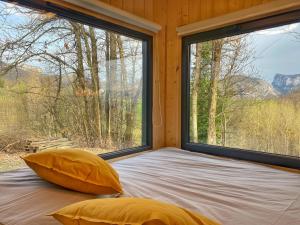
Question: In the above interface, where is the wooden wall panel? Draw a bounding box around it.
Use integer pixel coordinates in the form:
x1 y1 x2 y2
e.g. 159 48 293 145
145 0 154 21
152 0 167 149
122 0 134 13
165 0 181 146
110 0 123 8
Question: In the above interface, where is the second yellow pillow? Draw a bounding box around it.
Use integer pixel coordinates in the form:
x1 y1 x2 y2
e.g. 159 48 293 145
51 198 220 225
22 148 122 195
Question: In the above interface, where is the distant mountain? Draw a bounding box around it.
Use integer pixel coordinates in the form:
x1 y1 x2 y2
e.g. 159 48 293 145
272 73 300 94
221 75 279 99
0 62 41 84
0 62 75 88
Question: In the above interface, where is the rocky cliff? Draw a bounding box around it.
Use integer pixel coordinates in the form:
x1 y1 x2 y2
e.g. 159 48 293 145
272 73 300 94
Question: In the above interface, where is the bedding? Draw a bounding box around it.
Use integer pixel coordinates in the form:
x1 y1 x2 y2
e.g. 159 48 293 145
22 149 122 194
1 148 300 225
51 198 220 225
0 168 94 225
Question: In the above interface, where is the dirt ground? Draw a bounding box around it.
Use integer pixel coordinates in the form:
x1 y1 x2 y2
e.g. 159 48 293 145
0 148 113 172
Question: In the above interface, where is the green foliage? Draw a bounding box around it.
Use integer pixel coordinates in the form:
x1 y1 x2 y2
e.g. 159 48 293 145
196 76 210 143
190 41 213 143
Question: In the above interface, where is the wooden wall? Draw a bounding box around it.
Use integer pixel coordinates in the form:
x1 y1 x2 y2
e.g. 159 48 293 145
49 0 277 149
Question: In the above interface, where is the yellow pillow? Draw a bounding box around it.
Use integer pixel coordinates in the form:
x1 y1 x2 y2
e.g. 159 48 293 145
21 149 122 195
51 198 220 225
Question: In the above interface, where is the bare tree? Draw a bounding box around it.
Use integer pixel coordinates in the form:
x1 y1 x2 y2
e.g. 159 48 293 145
207 39 223 145
190 43 202 143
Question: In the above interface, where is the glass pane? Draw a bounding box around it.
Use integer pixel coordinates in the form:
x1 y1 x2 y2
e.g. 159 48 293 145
0 1 145 171
189 22 300 157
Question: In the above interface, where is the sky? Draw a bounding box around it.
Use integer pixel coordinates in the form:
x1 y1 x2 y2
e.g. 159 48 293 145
247 23 300 83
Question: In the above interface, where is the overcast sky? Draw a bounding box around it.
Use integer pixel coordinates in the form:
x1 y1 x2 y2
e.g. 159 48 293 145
247 23 300 83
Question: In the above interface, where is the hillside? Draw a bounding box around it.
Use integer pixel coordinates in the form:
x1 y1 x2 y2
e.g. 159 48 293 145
0 62 76 88
220 75 279 99
0 62 42 86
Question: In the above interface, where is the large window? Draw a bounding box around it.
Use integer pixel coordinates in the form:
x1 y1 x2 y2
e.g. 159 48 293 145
182 11 300 168
0 1 152 172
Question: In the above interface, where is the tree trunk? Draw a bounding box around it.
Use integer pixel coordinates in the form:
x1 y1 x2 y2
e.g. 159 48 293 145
104 32 117 145
71 23 90 144
109 34 117 143
51 63 65 136
207 39 223 145
82 26 102 142
191 43 202 143
124 43 139 144
105 32 111 144
116 35 128 143
125 78 142 144
90 27 102 142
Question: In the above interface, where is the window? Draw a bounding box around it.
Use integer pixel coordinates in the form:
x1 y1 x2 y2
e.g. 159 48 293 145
182 10 300 168
0 0 152 172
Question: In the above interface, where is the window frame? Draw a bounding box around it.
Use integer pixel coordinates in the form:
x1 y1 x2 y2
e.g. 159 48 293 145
182 9 300 169
2 0 153 159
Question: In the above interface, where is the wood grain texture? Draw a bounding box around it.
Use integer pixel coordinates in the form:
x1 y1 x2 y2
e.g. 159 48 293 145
122 0 134 13
178 0 300 36
46 0 279 149
110 0 123 8
152 0 167 148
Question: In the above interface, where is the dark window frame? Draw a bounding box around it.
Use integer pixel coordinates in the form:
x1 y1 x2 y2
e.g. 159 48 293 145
2 0 153 160
182 9 300 169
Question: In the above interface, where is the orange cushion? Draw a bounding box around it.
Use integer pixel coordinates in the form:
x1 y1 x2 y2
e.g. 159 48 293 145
51 197 220 225
21 149 122 195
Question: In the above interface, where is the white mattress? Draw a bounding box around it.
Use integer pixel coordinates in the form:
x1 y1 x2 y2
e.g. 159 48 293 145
115 148 300 225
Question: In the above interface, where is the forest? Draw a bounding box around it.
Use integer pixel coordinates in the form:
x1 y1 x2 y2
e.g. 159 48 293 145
0 2 143 152
189 32 300 157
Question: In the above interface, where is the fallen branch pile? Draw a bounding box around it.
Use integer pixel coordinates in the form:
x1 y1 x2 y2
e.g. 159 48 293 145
0 134 27 153
25 138 76 152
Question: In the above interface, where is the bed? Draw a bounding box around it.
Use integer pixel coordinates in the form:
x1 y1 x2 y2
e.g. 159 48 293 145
1 148 300 225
